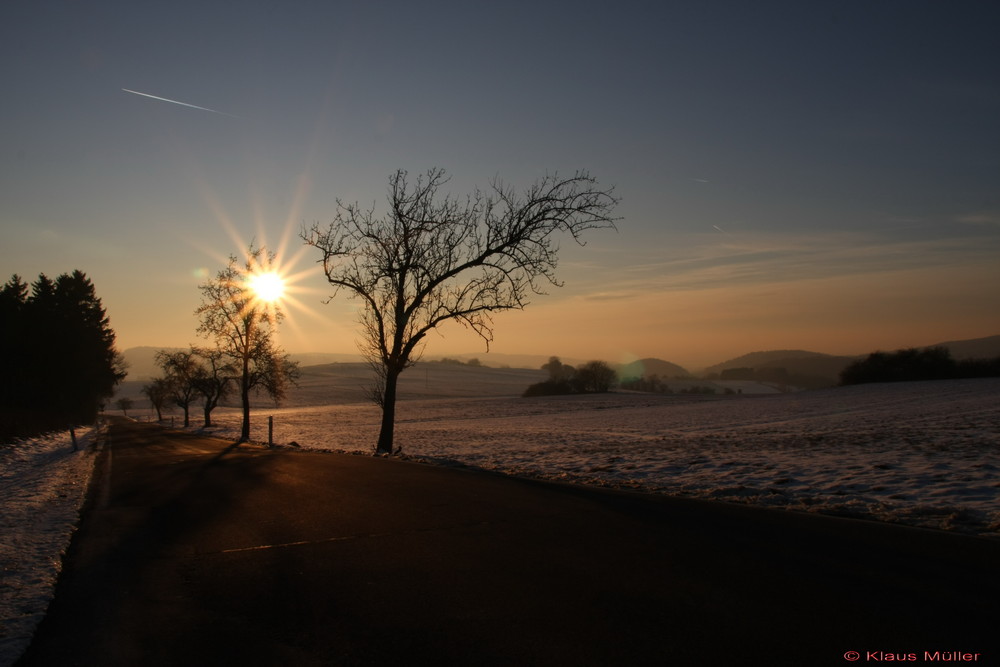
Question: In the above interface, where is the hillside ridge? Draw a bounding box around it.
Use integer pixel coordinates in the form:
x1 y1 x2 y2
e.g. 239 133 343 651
119 334 999 380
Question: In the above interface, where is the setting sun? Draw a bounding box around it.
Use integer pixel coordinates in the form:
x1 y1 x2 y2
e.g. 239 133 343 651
248 271 285 303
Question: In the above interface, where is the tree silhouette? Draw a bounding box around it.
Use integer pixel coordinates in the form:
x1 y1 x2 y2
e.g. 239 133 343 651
115 397 133 416
304 168 619 454
155 350 201 427
573 360 617 393
542 356 575 383
1 271 125 440
142 377 170 422
149 347 234 427
524 357 616 397
195 245 299 442
838 346 1000 385
191 346 235 427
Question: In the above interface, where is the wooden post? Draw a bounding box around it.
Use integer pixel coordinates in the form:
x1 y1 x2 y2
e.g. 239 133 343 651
268 416 274 447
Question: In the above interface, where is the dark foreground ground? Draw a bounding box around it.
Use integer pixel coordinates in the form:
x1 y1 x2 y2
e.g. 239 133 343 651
17 421 1000 666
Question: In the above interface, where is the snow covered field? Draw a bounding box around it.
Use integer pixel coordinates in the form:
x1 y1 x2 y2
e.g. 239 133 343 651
0 428 98 667
197 377 1000 538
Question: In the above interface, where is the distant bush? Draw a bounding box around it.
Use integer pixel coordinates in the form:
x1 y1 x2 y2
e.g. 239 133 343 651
522 379 576 397
429 357 484 367
706 365 835 390
839 347 1000 385
620 374 674 393
573 360 617 393
956 357 1000 378
523 357 616 397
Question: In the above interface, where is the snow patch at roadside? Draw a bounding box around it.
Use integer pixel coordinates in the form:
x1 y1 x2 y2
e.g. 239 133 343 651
0 428 98 667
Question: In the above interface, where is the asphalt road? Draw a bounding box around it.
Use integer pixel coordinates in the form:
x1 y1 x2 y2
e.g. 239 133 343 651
17 421 1000 666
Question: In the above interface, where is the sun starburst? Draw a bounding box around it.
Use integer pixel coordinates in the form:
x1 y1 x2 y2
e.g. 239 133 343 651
185 166 348 352
248 271 286 304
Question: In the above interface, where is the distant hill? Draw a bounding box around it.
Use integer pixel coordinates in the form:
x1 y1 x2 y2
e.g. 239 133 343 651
704 350 852 374
121 346 184 381
617 358 690 380
924 335 1000 360
698 335 1000 388
703 351 857 389
122 334 997 385
122 347 363 381
429 352 591 370
114 361 546 407
289 352 365 367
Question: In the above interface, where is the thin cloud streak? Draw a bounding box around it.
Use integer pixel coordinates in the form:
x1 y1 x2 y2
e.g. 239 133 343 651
956 212 1000 227
571 229 1000 299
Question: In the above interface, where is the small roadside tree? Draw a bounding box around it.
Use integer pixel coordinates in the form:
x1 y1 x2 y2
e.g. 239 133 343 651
190 346 235 428
195 245 299 442
304 168 619 454
155 349 200 427
115 397 133 416
142 377 170 422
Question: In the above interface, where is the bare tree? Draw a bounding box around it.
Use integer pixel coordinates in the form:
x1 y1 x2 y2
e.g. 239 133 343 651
195 245 299 442
155 349 200 427
115 397 133 417
304 168 619 454
190 346 235 428
141 377 170 421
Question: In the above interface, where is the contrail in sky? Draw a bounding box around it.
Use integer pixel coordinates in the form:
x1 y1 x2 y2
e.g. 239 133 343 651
122 88 238 117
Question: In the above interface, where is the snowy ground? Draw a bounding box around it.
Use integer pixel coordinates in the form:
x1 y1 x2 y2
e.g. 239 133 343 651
194 377 1000 538
0 427 98 667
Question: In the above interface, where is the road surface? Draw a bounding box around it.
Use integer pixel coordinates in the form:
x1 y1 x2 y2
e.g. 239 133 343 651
17 421 1000 666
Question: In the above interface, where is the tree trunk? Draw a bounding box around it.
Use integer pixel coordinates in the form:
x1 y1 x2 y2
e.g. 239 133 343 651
203 403 213 428
375 368 400 455
182 405 190 428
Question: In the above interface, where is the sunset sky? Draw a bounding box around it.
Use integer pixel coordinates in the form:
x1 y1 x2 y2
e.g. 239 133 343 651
2 1 998 370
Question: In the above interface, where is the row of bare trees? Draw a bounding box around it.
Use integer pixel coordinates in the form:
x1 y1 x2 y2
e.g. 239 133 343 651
144 347 233 427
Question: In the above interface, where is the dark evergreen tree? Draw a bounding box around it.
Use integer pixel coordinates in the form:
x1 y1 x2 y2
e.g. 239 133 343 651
1 271 125 441
0 276 31 435
53 272 127 423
